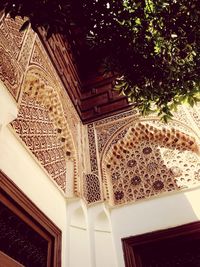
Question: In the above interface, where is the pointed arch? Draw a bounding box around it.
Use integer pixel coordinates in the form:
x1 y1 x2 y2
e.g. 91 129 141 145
101 118 200 206
70 206 87 229
12 65 79 196
94 211 111 232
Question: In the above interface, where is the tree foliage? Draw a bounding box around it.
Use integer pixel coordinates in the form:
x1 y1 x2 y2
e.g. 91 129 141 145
1 0 200 120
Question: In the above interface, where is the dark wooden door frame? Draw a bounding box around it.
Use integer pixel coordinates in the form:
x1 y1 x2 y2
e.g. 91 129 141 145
0 251 25 267
122 221 200 267
0 170 62 267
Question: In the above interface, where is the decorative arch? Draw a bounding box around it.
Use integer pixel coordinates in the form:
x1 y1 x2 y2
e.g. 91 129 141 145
101 118 200 206
12 65 79 196
94 211 111 232
70 206 87 229
22 66 76 159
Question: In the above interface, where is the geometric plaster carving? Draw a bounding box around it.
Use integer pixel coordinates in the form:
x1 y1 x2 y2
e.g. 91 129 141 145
87 124 99 174
23 69 76 160
21 68 80 195
83 173 103 205
12 94 67 191
0 17 80 197
0 45 21 99
102 121 200 206
9 65 80 196
3 16 26 56
0 16 34 100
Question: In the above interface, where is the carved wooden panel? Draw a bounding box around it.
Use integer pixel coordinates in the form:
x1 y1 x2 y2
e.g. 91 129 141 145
38 31 131 123
0 202 48 267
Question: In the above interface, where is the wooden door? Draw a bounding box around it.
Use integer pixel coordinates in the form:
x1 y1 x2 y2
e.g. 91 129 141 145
0 171 61 267
122 222 200 267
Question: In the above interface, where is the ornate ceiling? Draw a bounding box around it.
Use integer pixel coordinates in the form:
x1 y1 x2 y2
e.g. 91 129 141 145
0 15 200 208
38 31 132 123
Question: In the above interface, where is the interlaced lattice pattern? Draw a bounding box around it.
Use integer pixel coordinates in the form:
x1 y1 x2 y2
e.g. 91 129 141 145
83 173 102 204
12 94 67 191
103 122 200 206
23 70 76 160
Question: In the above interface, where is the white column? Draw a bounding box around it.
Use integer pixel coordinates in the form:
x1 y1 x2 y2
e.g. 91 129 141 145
65 160 75 197
84 205 99 267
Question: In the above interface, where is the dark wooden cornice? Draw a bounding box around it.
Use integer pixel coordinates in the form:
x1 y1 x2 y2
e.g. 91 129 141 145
38 31 132 123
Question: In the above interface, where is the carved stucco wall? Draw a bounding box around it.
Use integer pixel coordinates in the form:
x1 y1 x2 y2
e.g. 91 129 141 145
87 107 200 206
1 15 200 206
0 16 81 197
82 173 102 204
11 93 67 191
102 120 200 206
0 15 31 100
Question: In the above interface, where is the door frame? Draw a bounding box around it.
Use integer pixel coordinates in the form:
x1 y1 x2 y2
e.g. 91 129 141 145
122 221 200 267
0 170 62 267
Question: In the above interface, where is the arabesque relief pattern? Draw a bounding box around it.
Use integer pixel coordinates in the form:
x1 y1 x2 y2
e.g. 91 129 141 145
23 70 75 159
12 94 67 191
0 16 80 196
186 105 200 134
29 37 81 195
0 46 21 98
83 173 102 204
102 120 200 206
30 37 81 152
87 124 99 175
22 69 80 195
0 16 34 100
95 115 135 155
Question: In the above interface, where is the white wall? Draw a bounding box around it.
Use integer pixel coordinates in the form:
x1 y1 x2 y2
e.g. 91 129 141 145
67 204 90 267
110 188 200 267
95 231 116 267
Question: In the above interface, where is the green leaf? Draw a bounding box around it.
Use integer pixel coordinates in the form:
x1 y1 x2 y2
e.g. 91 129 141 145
187 96 195 107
